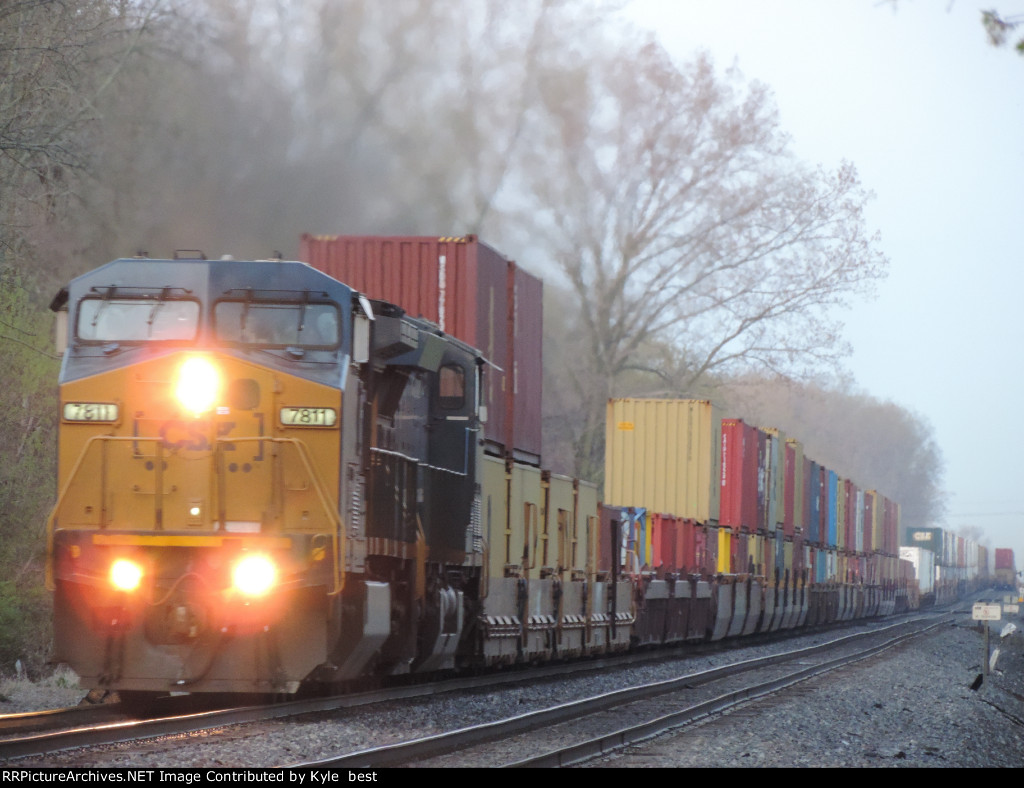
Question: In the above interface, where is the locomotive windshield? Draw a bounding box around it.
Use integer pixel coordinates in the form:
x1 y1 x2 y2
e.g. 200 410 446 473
214 300 339 348
77 296 200 342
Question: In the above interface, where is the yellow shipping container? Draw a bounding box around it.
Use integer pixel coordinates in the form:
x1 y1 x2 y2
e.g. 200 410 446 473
865 490 881 553
604 399 721 524
718 526 732 575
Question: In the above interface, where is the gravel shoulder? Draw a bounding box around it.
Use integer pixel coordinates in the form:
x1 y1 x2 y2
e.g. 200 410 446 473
587 617 1024 768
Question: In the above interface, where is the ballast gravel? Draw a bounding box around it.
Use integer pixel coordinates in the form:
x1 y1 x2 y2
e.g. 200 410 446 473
3 613 1024 769
588 617 1024 768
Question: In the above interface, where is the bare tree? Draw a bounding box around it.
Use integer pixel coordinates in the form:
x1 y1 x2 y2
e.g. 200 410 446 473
0 0 168 281
522 43 889 477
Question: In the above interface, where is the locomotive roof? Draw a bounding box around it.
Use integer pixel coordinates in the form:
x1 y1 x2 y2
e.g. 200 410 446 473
61 256 355 304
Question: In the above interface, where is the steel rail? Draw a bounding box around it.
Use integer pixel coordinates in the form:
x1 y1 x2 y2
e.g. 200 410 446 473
507 618 950 767
290 615 951 768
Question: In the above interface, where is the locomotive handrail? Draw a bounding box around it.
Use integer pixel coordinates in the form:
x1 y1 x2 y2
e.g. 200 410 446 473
214 435 345 596
46 433 116 589
45 434 346 595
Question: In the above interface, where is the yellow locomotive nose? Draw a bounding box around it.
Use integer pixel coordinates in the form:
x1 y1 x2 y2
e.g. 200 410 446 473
174 355 222 416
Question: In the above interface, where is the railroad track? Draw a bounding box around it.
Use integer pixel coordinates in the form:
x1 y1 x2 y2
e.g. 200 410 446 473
291 615 953 768
0 612 955 766
0 644 711 763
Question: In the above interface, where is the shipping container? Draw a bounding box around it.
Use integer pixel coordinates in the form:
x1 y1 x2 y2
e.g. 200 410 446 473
862 490 875 554
774 526 786 582
604 399 721 524
784 438 804 537
599 505 647 575
803 459 822 543
899 546 936 595
299 234 542 462
826 470 839 548
699 525 717 578
904 527 943 562
762 428 785 532
994 547 1016 589
650 514 700 576
720 418 761 531
996 548 1016 570
886 500 897 555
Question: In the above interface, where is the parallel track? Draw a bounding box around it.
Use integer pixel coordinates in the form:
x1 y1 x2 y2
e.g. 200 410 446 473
0 612 957 766
292 614 953 768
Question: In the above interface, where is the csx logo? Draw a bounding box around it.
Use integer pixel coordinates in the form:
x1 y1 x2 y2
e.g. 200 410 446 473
155 419 237 451
134 415 265 461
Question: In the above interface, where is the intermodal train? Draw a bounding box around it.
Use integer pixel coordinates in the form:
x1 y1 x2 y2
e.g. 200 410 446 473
44 236 985 700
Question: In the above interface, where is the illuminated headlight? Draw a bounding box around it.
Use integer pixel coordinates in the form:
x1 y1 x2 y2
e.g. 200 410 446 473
175 356 221 416
232 555 277 597
110 559 143 592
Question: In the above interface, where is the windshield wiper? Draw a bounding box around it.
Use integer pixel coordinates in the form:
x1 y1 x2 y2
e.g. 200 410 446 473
90 286 116 328
295 290 310 338
146 286 172 337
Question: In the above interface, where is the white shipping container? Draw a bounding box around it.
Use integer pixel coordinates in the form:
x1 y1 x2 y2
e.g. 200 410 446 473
900 546 935 595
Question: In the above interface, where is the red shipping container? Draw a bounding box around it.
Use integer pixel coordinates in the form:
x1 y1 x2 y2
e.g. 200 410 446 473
995 548 1016 570
720 419 760 531
696 526 712 577
679 519 699 576
862 492 874 554
843 479 857 551
299 234 542 462
652 513 697 576
651 513 672 574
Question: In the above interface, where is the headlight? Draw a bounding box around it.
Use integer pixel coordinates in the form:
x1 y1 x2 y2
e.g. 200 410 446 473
175 356 221 416
232 554 277 597
110 559 143 592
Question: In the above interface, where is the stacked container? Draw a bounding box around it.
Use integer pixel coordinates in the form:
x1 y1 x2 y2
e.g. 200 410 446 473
299 234 543 464
762 428 786 532
720 418 761 532
604 399 722 525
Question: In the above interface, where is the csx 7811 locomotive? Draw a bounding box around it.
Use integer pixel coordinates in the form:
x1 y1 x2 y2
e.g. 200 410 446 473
47 253 523 696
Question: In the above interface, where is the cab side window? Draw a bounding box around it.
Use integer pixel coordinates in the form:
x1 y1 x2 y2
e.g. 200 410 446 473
438 364 465 410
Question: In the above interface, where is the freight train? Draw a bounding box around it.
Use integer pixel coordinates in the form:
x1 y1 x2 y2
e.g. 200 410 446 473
45 238 983 701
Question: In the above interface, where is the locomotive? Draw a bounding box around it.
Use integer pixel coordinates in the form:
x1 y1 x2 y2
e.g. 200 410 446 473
46 252 501 696
45 241 977 702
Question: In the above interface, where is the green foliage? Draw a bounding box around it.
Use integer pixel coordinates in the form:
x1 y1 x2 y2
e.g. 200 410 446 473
0 267 59 673
0 581 53 675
